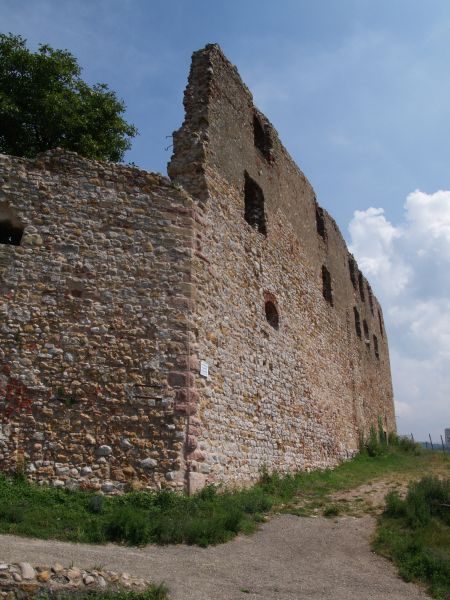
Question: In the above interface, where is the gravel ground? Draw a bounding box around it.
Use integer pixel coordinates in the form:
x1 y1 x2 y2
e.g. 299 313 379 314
0 515 430 600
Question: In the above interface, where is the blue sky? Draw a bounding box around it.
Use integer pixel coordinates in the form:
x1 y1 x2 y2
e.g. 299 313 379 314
2 0 450 441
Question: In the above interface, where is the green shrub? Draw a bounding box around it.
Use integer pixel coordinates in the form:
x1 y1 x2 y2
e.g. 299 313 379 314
104 507 151 546
375 476 450 599
87 495 104 515
384 490 405 517
323 504 340 517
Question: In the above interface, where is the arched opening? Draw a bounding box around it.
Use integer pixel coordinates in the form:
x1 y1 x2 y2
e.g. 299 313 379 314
265 300 279 330
244 171 267 236
0 202 24 246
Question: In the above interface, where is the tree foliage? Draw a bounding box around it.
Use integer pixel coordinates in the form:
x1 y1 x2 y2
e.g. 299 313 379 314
0 33 137 161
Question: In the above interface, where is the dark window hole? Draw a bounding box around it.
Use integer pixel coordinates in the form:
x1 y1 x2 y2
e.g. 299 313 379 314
349 258 357 290
0 220 23 246
368 285 374 315
378 309 384 338
358 271 365 302
363 319 370 346
265 300 279 330
322 265 333 306
253 112 272 160
244 171 267 236
315 205 326 239
373 334 380 359
354 307 361 339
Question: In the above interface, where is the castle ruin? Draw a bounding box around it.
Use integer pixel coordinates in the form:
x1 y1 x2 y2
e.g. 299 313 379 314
0 44 395 493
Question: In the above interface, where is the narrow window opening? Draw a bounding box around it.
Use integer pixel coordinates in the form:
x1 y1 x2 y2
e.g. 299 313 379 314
353 307 361 339
378 309 384 338
358 271 365 302
373 334 380 359
349 258 357 290
0 203 24 246
368 285 374 315
315 205 326 240
244 171 267 236
363 320 370 346
0 221 23 246
253 112 272 160
265 300 279 330
322 265 333 306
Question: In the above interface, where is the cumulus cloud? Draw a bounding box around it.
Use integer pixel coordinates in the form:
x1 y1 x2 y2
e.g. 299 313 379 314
348 190 450 441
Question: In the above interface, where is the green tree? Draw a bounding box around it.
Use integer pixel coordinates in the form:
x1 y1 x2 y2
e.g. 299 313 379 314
0 33 137 161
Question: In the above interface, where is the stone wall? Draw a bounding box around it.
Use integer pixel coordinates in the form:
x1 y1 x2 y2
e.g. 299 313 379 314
168 44 395 489
0 44 396 494
0 149 196 492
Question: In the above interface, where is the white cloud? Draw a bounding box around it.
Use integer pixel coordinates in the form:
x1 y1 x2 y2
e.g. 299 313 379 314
348 190 450 441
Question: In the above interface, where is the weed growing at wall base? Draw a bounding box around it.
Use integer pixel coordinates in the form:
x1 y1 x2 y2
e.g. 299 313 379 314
0 446 448 548
374 477 450 600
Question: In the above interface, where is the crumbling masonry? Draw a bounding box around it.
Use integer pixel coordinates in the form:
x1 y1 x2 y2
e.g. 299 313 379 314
0 45 395 493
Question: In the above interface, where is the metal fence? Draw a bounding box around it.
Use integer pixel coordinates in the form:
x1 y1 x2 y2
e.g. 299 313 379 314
418 441 450 453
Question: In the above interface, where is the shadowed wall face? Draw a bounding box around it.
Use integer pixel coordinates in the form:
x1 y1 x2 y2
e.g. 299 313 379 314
169 44 395 489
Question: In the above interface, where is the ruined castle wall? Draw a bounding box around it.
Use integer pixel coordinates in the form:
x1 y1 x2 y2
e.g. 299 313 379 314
169 45 395 488
0 150 194 492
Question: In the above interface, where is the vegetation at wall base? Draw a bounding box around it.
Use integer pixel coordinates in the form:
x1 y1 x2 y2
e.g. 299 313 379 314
34 585 169 599
1 438 448 548
374 476 450 600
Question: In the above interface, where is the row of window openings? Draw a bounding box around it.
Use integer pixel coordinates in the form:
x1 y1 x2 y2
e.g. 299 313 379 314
322 266 382 355
348 257 376 315
354 307 380 359
315 210 379 327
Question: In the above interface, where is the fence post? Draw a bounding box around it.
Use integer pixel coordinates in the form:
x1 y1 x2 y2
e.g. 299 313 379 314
440 435 445 453
429 433 434 451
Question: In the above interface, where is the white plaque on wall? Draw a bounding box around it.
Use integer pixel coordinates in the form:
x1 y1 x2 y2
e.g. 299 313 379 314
200 360 209 378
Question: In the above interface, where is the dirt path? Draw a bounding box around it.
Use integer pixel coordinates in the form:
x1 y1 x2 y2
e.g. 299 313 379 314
0 515 429 600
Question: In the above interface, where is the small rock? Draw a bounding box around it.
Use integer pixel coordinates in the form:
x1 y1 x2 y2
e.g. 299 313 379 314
101 481 115 493
52 479 65 488
81 466 92 476
52 563 64 574
12 572 22 582
96 445 112 457
37 570 50 582
120 437 133 450
140 457 157 469
19 563 35 580
0 564 8 570
83 574 95 585
67 568 81 580
98 575 107 588
85 434 96 445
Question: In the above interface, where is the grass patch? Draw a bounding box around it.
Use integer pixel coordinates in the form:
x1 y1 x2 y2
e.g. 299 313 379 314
373 476 450 600
34 584 169 599
0 441 448 548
